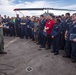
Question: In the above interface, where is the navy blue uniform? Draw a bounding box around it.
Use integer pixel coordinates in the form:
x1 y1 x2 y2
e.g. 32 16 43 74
3 18 9 36
38 20 46 46
20 19 28 39
9 20 15 36
51 23 62 54
60 19 72 50
69 22 76 60
15 17 21 37
26 19 31 39
6 18 11 36
61 19 72 33
64 19 72 57
59 19 65 50
30 21 35 41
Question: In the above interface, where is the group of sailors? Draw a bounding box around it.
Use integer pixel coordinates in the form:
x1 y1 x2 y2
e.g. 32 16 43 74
0 12 76 63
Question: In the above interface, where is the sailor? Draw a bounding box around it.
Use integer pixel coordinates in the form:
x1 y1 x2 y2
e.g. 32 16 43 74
69 13 76 63
0 15 7 54
3 15 8 36
15 14 21 37
34 17 39 43
63 13 72 58
26 16 31 39
30 16 35 41
51 18 62 55
38 15 46 47
20 16 28 39
6 16 11 36
9 17 15 36
43 13 55 50
59 15 65 50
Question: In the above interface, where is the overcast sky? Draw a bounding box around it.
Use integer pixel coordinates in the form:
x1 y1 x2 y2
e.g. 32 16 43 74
0 0 76 17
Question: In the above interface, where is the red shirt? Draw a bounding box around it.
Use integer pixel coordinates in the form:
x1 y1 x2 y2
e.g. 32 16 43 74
45 20 55 35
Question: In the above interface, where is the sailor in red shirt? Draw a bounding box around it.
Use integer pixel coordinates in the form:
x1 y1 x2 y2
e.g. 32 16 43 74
44 18 55 35
43 13 55 49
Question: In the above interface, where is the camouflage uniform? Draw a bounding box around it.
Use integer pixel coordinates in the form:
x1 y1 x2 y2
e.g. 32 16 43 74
0 16 6 54
0 26 4 52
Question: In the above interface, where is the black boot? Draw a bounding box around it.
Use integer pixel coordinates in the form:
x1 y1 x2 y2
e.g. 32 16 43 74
0 51 7 54
72 59 76 63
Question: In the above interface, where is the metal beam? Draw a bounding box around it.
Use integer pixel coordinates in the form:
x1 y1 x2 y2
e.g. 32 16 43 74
13 8 76 11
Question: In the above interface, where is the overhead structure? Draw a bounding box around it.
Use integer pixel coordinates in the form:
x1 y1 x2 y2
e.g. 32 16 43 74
14 8 76 11
13 8 76 16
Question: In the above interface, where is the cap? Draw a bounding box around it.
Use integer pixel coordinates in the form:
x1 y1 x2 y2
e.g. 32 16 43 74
48 13 55 17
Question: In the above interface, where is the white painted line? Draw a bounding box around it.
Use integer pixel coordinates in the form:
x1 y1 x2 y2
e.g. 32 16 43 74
4 37 19 48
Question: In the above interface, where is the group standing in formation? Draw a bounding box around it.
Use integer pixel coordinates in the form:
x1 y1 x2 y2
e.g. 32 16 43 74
0 12 76 63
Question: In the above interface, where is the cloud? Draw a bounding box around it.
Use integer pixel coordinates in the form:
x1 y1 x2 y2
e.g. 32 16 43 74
0 0 76 17
18 0 23 3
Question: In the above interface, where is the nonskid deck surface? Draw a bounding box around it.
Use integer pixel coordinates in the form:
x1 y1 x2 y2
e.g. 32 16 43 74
0 36 76 75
